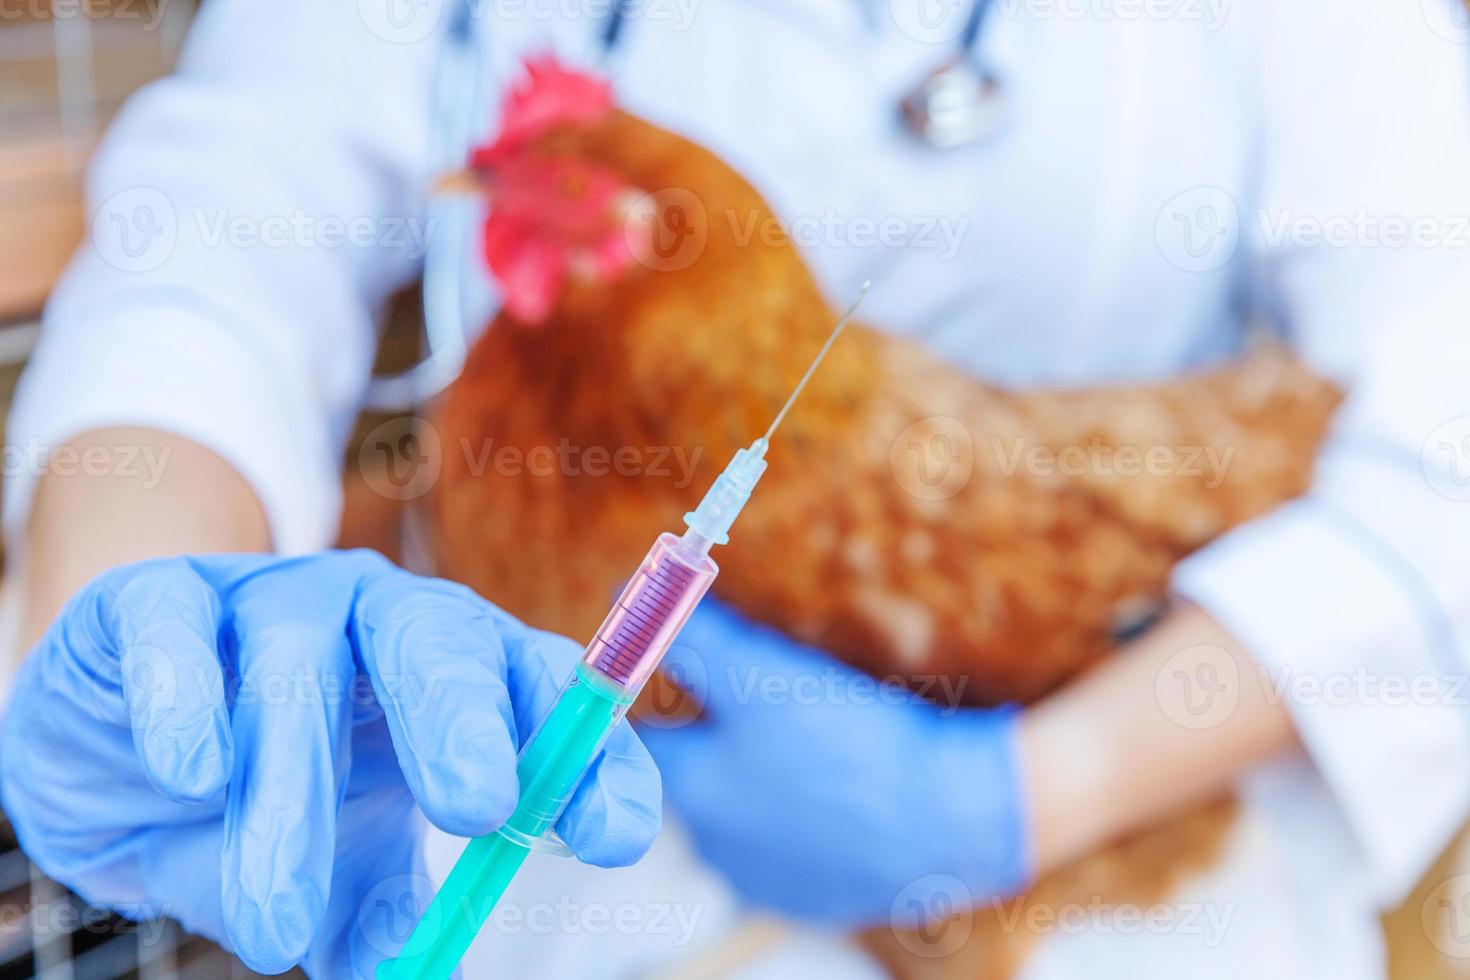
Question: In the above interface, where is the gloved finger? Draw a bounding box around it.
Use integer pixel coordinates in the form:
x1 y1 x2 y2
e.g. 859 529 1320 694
96 558 233 804
496 622 582 737
135 820 230 947
318 789 425 979
352 564 521 838
493 620 662 867
555 720 662 867
220 614 355 974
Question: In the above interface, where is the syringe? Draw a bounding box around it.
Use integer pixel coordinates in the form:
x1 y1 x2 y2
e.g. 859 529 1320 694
376 282 870 979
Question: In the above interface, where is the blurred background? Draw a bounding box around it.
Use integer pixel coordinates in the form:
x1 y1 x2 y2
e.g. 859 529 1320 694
0 2 1468 978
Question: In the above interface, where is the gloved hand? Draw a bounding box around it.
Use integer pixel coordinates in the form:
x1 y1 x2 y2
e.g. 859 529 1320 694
0 551 660 977
638 600 1030 929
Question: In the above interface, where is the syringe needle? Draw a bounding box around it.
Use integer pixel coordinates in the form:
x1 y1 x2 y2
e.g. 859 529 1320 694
761 280 871 444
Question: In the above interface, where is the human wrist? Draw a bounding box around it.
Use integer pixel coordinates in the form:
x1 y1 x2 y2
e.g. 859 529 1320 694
932 704 1034 897
1016 691 1120 877
1014 604 1298 877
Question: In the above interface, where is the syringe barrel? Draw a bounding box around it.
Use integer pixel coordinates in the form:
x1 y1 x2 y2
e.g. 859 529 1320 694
377 534 719 979
582 532 719 695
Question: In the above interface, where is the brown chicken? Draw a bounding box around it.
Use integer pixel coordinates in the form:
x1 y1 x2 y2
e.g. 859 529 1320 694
425 57 1342 978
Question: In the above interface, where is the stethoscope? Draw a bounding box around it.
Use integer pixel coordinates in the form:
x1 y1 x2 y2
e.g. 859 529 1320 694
896 0 1007 149
366 0 1005 410
600 0 1007 148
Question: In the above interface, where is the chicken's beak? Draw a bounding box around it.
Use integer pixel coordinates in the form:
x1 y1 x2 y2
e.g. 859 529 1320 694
432 168 495 198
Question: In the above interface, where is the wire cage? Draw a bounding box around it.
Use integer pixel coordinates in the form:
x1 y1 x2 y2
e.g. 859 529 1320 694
0 809 308 977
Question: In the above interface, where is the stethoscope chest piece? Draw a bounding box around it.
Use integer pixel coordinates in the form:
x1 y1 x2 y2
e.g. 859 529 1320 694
900 57 1006 149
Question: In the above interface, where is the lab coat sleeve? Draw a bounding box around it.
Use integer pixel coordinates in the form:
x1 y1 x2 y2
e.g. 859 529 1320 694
1172 0 1470 906
3 0 439 553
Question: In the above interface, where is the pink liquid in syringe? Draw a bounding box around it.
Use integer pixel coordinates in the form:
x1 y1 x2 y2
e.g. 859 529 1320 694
582 532 718 693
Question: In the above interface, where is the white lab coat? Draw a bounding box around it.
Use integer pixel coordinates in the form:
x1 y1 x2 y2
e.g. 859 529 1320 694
9 0 1470 976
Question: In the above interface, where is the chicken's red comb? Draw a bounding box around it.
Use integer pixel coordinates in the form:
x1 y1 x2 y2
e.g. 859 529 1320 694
474 55 614 166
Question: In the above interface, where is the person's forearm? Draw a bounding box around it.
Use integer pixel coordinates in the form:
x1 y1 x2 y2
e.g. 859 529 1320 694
1018 602 1298 874
18 427 270 650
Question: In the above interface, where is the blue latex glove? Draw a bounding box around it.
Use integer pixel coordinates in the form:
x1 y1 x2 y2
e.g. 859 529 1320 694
0 551 660 977
638 600 1030 930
